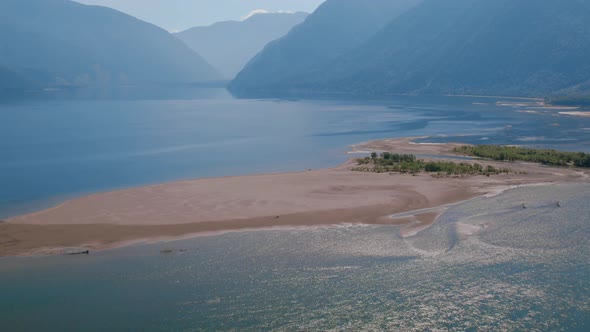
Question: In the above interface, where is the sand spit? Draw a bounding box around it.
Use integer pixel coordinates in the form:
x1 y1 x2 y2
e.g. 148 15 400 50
2 138 588 256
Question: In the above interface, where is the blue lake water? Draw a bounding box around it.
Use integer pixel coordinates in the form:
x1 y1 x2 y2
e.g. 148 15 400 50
2 92 590 218
1 91 590 330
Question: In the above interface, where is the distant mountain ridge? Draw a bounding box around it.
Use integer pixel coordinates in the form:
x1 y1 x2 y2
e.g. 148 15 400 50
229 0 424 95
230 0 590 98
175 12 308 79
0 0 220 91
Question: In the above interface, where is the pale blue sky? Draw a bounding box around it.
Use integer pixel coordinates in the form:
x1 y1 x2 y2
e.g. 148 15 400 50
75 0 325 32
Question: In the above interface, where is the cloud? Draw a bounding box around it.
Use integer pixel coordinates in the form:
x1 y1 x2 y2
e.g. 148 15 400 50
241 9 296 21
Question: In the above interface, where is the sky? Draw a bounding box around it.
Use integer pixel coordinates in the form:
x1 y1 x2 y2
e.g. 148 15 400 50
75 0 325 32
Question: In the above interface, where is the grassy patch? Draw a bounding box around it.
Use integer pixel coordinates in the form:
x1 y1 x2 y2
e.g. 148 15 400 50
353 152 511 177
453 145 590 168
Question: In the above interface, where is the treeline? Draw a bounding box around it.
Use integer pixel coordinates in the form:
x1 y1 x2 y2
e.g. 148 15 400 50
453 145 590 167
354 152 511 176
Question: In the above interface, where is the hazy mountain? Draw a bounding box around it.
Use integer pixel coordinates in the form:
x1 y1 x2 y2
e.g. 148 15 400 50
175 12 308 79
229 0 423 95
0 0 220 91
231 0 590 98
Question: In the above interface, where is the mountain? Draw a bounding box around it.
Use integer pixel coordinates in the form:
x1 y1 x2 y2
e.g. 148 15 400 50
312 0 590 97
175 12 308 79
0 0 220 91
229 0 423 95
231 0 590 98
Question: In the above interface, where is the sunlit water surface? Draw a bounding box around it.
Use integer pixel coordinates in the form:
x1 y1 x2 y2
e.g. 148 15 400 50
1 183 588 331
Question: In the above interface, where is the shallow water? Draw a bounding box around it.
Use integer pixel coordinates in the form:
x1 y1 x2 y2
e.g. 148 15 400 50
1 183 588 331
2 93 590 218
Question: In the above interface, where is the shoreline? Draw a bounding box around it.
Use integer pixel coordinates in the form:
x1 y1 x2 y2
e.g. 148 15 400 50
2 137 589 257
1 194 481 258
0 165 346 221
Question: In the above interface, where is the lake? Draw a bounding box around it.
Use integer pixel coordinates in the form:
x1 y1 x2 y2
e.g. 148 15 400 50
1 91 590 331
2 91 590 219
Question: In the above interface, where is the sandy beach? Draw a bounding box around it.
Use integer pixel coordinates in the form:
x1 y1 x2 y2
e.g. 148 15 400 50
2 137 588 256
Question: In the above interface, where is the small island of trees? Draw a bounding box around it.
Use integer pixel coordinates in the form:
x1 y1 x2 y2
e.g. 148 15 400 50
353 152 511 177
453 145 590 167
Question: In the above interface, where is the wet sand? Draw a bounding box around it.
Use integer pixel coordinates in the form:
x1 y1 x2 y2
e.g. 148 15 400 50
2 138 588 256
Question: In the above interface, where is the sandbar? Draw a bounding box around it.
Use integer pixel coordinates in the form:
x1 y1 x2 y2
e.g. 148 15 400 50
2 138 588 256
